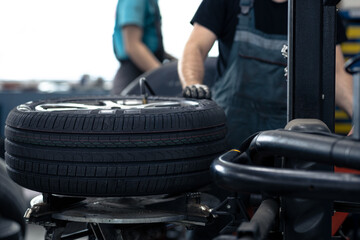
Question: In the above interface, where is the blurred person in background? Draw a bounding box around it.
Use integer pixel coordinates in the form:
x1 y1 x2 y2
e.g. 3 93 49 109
112 0 174 95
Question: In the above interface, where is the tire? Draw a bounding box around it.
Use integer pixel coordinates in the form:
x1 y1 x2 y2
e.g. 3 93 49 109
5 125 226 148
5 96 227 196
6 96 225 133
120 57 217 97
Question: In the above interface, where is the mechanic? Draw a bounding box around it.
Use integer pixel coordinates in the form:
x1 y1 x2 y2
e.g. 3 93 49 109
178 0 353 148
112 0 174 95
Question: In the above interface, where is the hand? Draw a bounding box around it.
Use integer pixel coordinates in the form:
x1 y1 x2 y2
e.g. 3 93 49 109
182 84 211 99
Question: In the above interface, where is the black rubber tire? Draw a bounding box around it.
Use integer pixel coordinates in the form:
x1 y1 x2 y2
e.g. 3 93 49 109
5 138 227 163
5 96 227 197
5 124 226 148
6 166 211 197
5 96 226 133
0 160 26 238
120 57 217 97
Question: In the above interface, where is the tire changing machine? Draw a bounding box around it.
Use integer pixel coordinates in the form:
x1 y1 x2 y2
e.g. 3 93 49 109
211 0 360 239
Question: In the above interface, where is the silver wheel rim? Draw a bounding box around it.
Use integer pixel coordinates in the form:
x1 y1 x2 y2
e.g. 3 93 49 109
19 99 199 112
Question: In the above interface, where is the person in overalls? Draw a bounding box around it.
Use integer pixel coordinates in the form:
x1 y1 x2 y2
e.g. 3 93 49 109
112 0 174 95
179 0 353 149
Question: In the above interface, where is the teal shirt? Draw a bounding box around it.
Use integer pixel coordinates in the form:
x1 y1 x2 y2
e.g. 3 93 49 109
113 0 161 60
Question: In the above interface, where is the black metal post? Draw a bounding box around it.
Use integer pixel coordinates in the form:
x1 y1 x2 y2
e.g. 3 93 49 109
287 0 338 131
287 0 322 124
286 0 339 239
322 0 338 131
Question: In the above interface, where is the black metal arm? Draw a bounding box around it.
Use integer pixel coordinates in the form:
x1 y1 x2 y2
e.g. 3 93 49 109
248 130 360 169
211 147 360 202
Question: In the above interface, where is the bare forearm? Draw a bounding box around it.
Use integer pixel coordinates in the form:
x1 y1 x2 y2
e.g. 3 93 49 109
122 25 162 72
336 71 353 117
178 23 217 88
127 42 162 72
178 43 206 88
335 45 353 117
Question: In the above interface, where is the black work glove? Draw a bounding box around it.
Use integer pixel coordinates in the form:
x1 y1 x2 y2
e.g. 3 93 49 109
182 84 211 99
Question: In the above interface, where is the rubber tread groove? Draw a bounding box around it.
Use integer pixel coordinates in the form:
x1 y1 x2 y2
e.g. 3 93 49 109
5 125 226 148
6 166 210 197
5 153 217 177
5 139 227 162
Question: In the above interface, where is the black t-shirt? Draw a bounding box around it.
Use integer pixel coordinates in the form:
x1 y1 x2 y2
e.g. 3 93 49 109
191 0 347 76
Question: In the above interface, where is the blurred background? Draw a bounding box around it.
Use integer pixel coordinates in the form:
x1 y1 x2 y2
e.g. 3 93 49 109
0 0 219 85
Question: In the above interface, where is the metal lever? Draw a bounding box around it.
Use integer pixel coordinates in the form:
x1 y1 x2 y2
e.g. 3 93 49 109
139 77 156 104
